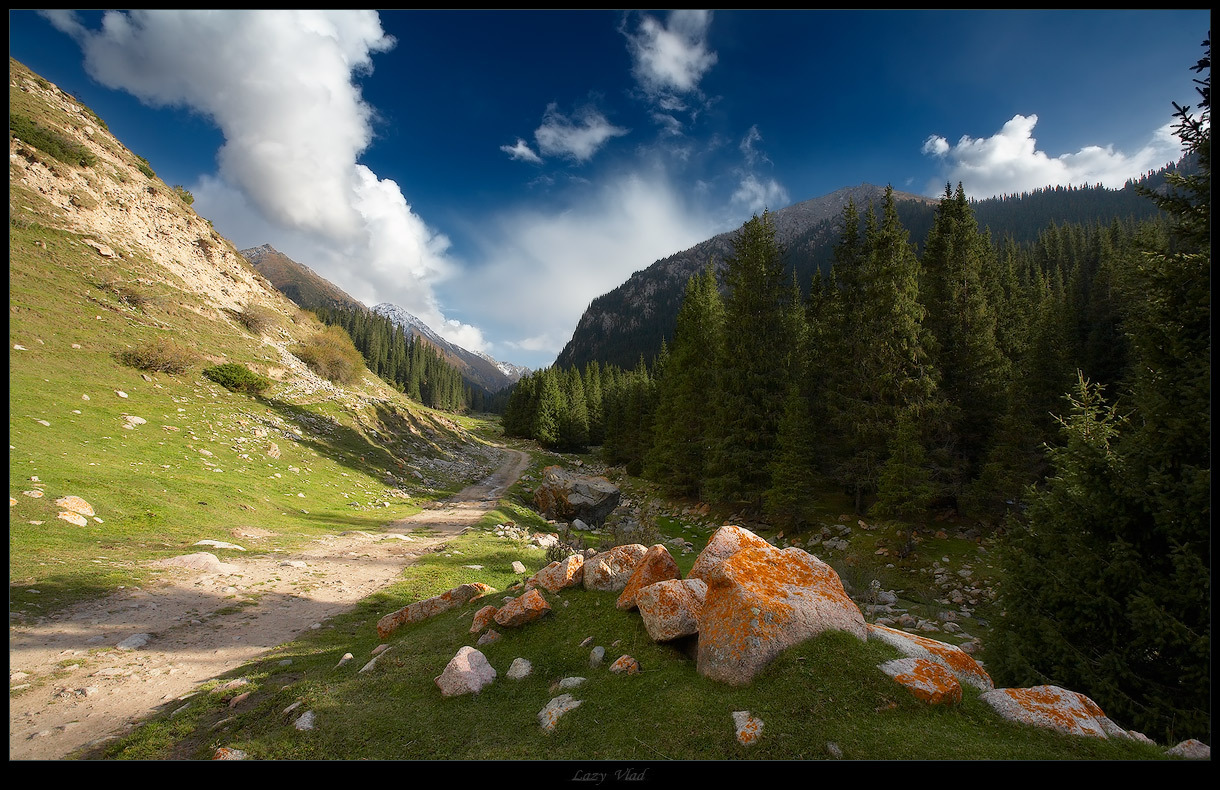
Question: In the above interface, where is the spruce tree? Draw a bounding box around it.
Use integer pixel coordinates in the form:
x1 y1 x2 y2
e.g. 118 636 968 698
646 264 725 498
705 212 793 509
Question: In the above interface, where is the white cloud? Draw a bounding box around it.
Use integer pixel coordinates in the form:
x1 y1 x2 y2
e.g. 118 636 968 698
652 112 684 137
922 113 1186 198
739 124 771 166
501 137 542 164
533 103 629 163
731 174 789 216
624 10 718 98
454 171 716 365
48 10 487 351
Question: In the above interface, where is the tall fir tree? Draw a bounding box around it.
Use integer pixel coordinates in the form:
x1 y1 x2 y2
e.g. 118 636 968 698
705 212 795 509
646 264 725 497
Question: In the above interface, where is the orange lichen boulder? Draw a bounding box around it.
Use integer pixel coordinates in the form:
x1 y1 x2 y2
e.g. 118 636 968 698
866 623 993 691
469 604 499 634
879 657 963 705
531 554 585 593
583 543 648 591
697 542 867 685
616 544 682 610
378 582 495 639
637 578 706 642
688 525 771 582
493 588 552 627
980 685 1133 739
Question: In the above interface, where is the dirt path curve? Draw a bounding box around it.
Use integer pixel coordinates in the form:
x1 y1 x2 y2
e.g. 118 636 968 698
9 446 532 761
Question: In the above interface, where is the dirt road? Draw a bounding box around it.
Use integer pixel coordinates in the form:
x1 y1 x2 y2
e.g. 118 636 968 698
8 447 531 761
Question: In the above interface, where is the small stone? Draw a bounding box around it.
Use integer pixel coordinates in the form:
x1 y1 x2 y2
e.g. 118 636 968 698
506 658 532 680
476 629 501 645
336 653 354 668
213 747 248 760
589 646 605 668
116 633 151 650
538 694 582 733
1167 739 1210 759
609 655 640 675
228 691 250 708
511 561 527 574
827 742 843 759
557 676 586 690
115 391 128 399
733 710 764 746
293 711 315 731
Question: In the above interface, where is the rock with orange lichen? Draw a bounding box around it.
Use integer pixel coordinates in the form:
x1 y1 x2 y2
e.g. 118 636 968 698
377 582 495 639
609 655 641 674
732 710 764 746
434 646 497 697
688 525 772 583
531 554 585 593
697 540 867 685
879 657 963 705
493 587 551 627
469 604 498 634
583 543 648 592
980 685 1133 739
1166 739 1210 759
538 694 582 732
637 578 706 642
616 544 682 610
866 623 993 691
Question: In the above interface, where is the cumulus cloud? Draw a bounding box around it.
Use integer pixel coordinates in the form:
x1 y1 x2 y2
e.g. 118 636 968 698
533 103 629 163
624 10 718 98
731 174 789 216
500 138 543 163
922 113 1186 198
453 171 716 364
46 9 487 351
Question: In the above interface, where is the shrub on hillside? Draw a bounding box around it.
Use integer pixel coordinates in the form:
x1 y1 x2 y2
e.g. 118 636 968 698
203 363 272 395
9 112 96 167
117 337 198 375
172 184 194 205
293 325 364 385
226 304 277 335
134 155 155 179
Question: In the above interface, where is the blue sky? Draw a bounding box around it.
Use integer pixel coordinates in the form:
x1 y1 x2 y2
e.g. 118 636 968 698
9 10 1209 370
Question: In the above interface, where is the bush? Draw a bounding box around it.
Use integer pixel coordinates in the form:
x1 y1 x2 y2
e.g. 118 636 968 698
134 155 155 179
227 304 277 335
113 283 155 310
172 185 194 205
203 363 271 395
294 325 364 385
117 337 198 375
9 112 96 167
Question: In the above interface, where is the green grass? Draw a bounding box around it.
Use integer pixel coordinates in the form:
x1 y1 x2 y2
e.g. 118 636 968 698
84 512 1168 761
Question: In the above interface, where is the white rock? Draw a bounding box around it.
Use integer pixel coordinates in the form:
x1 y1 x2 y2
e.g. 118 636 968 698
434 646 496 697
506 658 532 680
557 676 586 690
115 391 128 398
195 540 246 551
117 633 151 650
293 711 315 731
538 694 582 733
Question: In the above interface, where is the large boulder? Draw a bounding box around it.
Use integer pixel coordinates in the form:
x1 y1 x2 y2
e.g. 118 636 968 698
530 554 585 593
980 686 1132 739
378 582 495 639
697 539 867 685
616 544 682 610
493 588 552 627
434 646 496 697
583 543 648 591
533 466 620 525
866 623 993 691
637 578 707 642
688 525 772 582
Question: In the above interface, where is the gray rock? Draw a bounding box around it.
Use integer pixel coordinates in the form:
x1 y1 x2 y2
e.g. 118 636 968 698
434 646 496 696
506 658 532 680
589 646 605 667
538 694 582 732
116 633 151 650
293 711 315 731
1167 739 1210 759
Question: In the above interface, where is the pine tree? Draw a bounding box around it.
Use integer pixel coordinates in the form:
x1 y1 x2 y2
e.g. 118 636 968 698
646 264 725 498
705 212 794 509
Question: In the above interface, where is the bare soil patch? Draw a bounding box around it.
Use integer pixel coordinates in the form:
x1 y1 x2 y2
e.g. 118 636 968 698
8 447 530 760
